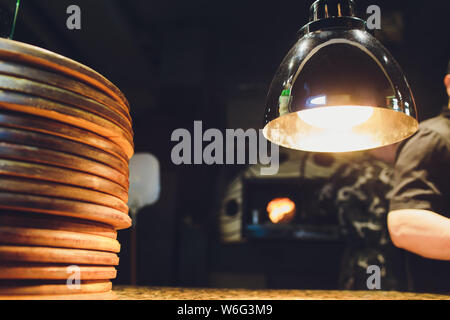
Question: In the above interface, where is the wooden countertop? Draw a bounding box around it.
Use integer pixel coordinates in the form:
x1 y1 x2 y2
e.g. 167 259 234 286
113 286 450 300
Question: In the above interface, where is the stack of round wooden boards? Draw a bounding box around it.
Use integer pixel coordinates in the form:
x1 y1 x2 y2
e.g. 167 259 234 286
0 38 133 300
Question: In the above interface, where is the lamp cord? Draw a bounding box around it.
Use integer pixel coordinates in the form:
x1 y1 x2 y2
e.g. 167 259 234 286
9 0 20 39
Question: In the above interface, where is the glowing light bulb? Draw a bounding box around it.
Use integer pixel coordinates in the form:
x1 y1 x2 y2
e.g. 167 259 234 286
297 106 374 129
296 131 378 152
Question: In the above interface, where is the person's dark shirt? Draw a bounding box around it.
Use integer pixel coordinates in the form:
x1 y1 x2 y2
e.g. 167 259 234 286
389 107 450 293
319 156 406 290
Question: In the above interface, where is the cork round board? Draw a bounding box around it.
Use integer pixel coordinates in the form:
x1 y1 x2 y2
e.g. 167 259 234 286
0 227 121 252
0 245 119 265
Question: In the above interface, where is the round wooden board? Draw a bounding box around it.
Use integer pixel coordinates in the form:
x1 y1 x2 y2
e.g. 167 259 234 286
0 159 129 203
0 211 117 239
0 142 129 188
0 90 133 159
0 176 128 213
0 280 112 295
0 74 132 133
0 227 120 253
0 60 131 122
0 125 128 175
0 290 116 300
0 141 129 189
0 38 129 111
0 192 131 230
0 262 116 280
0 245 119 265
0 111 128 162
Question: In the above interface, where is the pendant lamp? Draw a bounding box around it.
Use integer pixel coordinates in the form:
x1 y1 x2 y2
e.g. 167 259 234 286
263 0 418 152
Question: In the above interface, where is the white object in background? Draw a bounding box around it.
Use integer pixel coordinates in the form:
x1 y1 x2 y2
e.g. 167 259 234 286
127 153 160 285
128 153 160 219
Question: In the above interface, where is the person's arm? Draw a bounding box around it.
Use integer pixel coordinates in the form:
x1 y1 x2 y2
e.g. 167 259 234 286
388 126 449 259
388 209 450 260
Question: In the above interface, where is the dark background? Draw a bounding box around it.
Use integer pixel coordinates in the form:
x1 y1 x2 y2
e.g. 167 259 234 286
10 0 450 288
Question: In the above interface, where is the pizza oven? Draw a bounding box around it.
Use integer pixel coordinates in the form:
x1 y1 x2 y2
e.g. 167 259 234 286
240 177 341 241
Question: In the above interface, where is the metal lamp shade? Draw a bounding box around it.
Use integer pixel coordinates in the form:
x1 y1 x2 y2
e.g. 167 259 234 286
263 0 418 152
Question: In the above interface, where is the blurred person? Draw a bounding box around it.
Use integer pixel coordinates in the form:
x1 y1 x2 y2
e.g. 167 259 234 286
319 145 406 290
387 61 450 292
